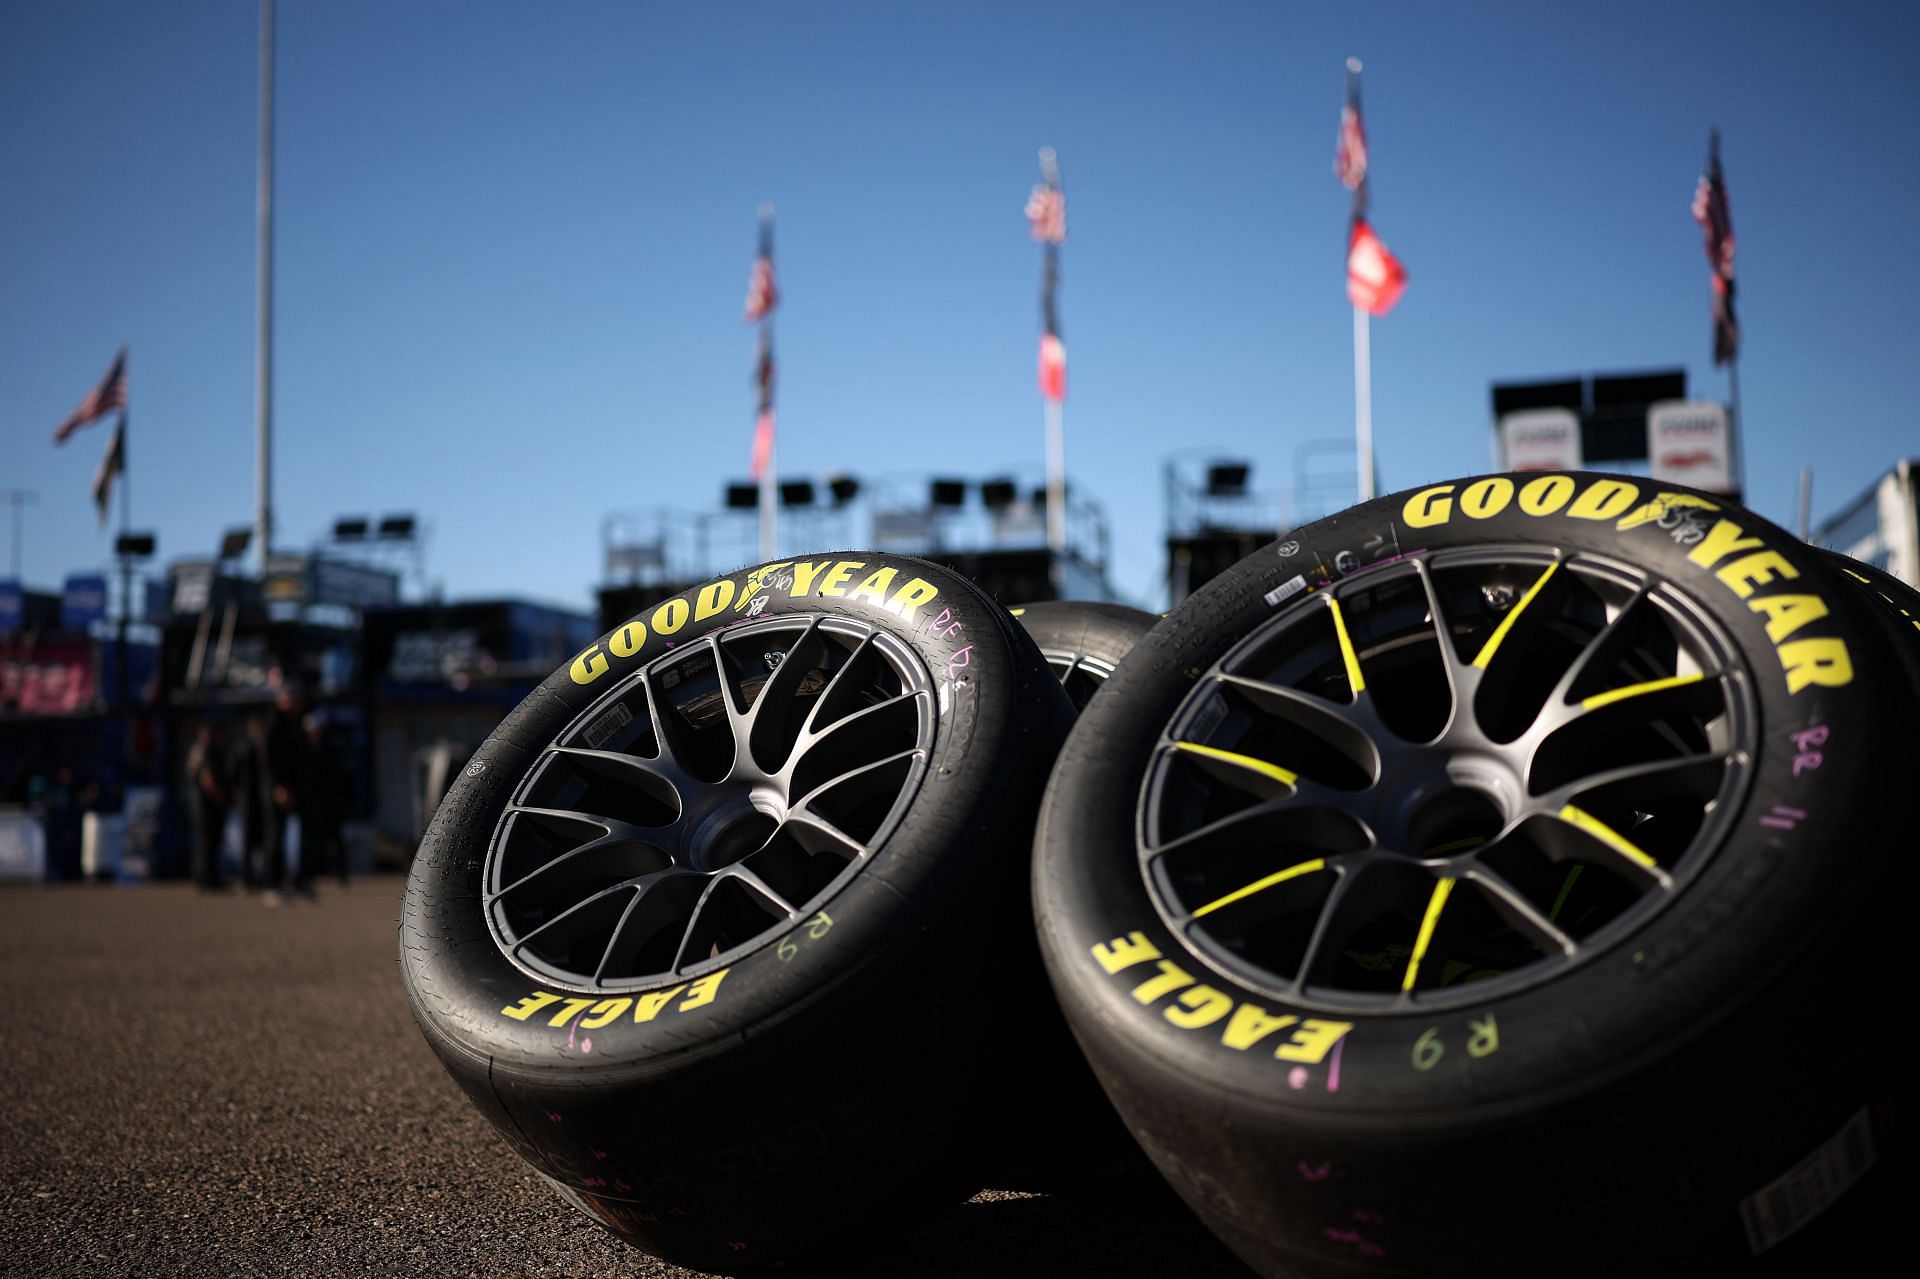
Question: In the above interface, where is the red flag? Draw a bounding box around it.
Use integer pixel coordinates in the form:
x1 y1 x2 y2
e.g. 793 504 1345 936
1347 219 1407 316
1038 334 1067 403
1691 130 1739 365
53 348 128 444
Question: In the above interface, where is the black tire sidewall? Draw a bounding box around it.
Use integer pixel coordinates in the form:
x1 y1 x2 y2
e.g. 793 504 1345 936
1044 468 1896 1129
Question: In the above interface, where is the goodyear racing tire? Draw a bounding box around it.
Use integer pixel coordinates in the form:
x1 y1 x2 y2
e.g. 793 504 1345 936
1015 600 1162 711
401 552 1076 1273
1818 548 1920 673
1034 473 1907 1277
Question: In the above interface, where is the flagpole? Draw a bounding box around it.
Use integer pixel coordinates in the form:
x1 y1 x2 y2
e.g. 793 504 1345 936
1727 353 1744 495
255 0 275 576
760 319 777 561
1353 304 1374 503
1045 393 1066 557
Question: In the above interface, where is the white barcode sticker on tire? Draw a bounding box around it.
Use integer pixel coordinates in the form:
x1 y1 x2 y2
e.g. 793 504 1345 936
1738 1105 1876 1255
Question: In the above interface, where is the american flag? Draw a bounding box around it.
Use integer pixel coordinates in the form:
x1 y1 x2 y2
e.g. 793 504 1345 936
53 348 129 444
1334 59 1368 197
743 211 778 322
92 420 125 528
1026 184 1066 245
1692 130 1739 365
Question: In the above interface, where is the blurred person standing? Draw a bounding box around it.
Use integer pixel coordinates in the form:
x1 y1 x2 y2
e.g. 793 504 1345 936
182 720 231 890
301 711 348 888
229 714 268 890
263 679 313 901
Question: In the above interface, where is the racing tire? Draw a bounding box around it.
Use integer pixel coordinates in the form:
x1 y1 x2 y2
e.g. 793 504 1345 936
401 552 1076 1273
1014 600 1163 712
1034 474 1908 1277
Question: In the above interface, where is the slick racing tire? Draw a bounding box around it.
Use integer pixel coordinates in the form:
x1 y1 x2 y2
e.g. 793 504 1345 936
1818 548 1920 669
999 599 1164 1193
401 552 1075 1274
1014 600 1162 710
1034 474 1908 1278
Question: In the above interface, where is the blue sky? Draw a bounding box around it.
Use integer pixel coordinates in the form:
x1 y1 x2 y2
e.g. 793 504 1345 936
4 1 1916 612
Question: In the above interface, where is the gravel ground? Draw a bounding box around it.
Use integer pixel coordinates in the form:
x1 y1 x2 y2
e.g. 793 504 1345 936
0 880 1244 1278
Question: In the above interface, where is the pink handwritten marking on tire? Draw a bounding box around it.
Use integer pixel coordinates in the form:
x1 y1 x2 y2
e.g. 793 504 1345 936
1288 1066 1309 1089
1327 1036 1345 1093
1299 1161 1331 1182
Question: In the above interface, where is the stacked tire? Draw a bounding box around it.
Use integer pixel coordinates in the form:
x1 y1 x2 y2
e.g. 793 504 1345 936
1034 473 1908 1277
401 473 1905 1276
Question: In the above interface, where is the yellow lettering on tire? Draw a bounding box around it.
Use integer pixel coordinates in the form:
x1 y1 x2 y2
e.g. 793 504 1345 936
1220 1004 1301 1051
694 579 737 619
1129 959 1195 1004
608 621 646 658
570 647 609 685
885 577 940 625
848 566 899 608
1715 551 1797 599
789 560 834 597
1566 478 1639 520
1779 638 1854 693
1518 474 1576 516
1091 932 1162 974
679 969 730 1010
501 991 563 1021
1748 593 1829 642
1460 477 1514 520
1274 1018 1353 1064
1163 985 1235 1029
1403 484 1456 529
651 597 691 635
818 561 863 597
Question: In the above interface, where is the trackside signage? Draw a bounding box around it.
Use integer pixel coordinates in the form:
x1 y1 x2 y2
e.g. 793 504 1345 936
1648 400 1734 494
1498 408 1584 472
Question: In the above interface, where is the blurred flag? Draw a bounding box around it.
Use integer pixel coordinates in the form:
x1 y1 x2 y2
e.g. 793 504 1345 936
1692 130 1739 365
91 420 125 528
1347 218 1407 316
52 348 128 444
743 214 778 322
1337 60 1405 314
1031 149 1067 401
1026 184 1066 245
1334 64 1368 195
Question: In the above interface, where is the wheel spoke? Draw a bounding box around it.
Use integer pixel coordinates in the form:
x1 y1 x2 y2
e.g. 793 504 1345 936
779 806 866 855
1294 861 1370 989
514 870 676 951
1461 865 1577 955
789 747 921 814
789 691 924 775
796 630 880 741
1532 751 1727 813
1551 804 1674 888
1211 673 1380 776
639 672 695 777
1542 587 1653 712
547 745 684 805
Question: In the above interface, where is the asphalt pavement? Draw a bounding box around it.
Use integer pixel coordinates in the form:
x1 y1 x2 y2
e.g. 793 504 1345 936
0 880 1245 1278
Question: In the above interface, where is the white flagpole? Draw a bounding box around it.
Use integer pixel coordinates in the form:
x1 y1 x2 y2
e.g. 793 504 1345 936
1353 303 1374 502
1045 397 1066 556
755 203 777 561
255 0 275 573
759 405 777 560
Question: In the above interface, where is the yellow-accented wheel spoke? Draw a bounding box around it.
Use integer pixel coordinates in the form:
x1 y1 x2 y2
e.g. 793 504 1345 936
1192 858 1327 919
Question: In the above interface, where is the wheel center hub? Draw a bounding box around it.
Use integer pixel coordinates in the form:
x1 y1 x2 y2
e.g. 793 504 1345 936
680 786 782 873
